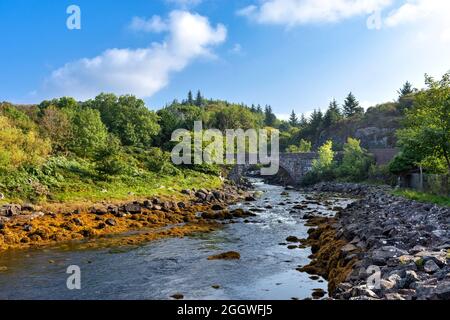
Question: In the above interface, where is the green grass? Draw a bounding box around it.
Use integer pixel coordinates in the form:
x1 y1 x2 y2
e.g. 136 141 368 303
392 189 450 207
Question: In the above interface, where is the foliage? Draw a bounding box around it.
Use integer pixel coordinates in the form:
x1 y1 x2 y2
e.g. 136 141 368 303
312 140 334 173
87 93 160 147
0 116 51 171
68 107 108 158
396 73 450 176
286 139 312 153
337 138 373 181
343 92 364 118
393 189 450 207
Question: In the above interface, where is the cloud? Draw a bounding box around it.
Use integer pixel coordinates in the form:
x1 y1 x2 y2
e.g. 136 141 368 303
238 0 393 26
43 11 226 100
229 43 243 54
166 0 203 8
384 0 450 43
129 15 168 33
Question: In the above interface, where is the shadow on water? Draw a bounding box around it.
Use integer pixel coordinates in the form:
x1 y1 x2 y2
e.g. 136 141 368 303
0 179 353 300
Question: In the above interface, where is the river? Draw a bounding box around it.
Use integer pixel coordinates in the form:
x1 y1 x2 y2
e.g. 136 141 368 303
0 179 353 300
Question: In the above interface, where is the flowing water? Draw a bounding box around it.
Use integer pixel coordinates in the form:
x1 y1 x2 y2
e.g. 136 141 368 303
0 179 352 300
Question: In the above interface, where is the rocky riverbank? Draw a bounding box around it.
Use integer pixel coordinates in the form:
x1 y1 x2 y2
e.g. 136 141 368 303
0 184 255 252
300 182 450 300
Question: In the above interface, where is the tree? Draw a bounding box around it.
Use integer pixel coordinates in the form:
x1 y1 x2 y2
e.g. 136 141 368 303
187 91 194 105
343 92 364 117
398 81 417 111
337 138 373 181
312 140 334 174
289 110 298 126
323 99 342 128
39 106 73 153
88 93 160 147
397 73 450 176
195 90 203 107
69 108 108 158
286 139 312 153
0 116 51 170
264 105 277 127
398 81 415 99
309 109 323 132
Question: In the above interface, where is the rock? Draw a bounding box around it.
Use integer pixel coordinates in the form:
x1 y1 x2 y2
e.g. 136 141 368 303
245 196 256 202
286 236 300 243
287 245 298 250
0 204 21 217
312 289 326 299
350 285 379 299
341 244 358 254
207 251 241 260
72 218 83 226
424 260 440 274
171 293 184 300
22 224 33 232
0 266 8 272
177 202 186 209
90 206 107 215
124 203 142 214
212 285 221 289
211 204 225 211
0 193 4 200
371 247 409 266
402 270 420 289
384 293 406 300
105 218 117 227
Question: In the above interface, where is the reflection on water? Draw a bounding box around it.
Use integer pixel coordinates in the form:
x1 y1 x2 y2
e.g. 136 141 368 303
0 179 352 300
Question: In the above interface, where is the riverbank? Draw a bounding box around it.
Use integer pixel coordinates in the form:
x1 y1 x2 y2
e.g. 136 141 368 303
299 182 450 300
0 184 254 252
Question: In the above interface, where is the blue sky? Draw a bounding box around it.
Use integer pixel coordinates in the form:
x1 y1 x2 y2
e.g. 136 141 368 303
1 0 449 117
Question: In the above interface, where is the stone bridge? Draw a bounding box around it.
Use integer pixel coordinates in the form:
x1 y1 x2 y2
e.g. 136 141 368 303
229 152 318 185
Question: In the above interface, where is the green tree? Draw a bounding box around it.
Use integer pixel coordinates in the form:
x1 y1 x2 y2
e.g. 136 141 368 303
88 93 160 147
398 81 415 99
69 108 108 158
343 92 364 117
323 99 342 128
264 105 277 127
312 140 334 173
289 110 298 126
397 73 450 176
286 139 312 153
187 91 194 105
337 138 373 181
195 90 203 107
39 106 73 153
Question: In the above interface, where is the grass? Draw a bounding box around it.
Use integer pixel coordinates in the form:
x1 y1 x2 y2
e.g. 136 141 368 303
392 189 450 207
0 164 223 205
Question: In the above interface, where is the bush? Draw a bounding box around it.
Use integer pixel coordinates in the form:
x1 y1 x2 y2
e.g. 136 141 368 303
337 138 373 181
0 116 51 171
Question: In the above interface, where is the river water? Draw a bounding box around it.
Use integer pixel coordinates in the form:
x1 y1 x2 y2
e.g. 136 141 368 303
0 179 352 300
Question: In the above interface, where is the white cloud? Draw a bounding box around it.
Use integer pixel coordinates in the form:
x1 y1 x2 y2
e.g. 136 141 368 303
43 11 226 100
129 15 168 33
238 0 393 26
384 0 450 43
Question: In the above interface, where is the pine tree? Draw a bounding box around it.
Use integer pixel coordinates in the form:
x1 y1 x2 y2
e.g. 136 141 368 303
256 104 263 113
195 90 203 107
398 81 415 99
187 90 194 105
299 113 307 126
323 99 342 128
264 105 277 127
289 110 298 126
343 92 364 117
